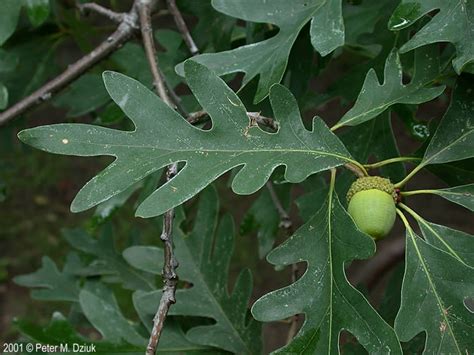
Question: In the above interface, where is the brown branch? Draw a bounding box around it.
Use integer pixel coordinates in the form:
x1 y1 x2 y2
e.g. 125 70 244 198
0 3 140 126
76 2 125 23
138 1 179 354
187 110 278 130
266 181 291 230
166 0 199 55
138 0 173 107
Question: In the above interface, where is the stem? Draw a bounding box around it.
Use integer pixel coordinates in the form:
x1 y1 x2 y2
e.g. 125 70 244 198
166 0 199 55
139 1 179 353
77 2 125 23
344 162 368 177
364 157 421 170
396 208 414 234
0 4 140 126
330 122 344 132
394 163 425 189
266 181 292 231
138 0 173 108
400 189 438 197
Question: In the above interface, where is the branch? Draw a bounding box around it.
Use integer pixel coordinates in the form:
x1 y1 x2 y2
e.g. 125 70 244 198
187 110 278 129
166 0 199 55
0 3 140 126
76 2 125 23
344 162 366 178
266 181 291 230
138 0 174 107
138 1 179 354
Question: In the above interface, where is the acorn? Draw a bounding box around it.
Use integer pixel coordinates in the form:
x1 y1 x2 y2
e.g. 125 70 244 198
347 176 397 239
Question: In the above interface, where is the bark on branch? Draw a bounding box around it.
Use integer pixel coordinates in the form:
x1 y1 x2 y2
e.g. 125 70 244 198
0 2 141 126
76 2 125 23
138 1 179 354
166 0 199 55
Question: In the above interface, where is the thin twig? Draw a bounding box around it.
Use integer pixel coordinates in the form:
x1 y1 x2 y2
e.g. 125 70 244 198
138 1 179 354
344 162 366 178
77 2 125 23
0 3 140 126
138 0 173 107
266 181 291 230
187 110 278 130
166 0 199 55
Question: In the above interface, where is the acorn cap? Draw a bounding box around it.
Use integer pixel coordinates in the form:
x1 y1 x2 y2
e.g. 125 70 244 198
347 176 396 203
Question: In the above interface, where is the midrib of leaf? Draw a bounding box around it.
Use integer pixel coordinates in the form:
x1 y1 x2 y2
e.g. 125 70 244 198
62 139 359 168
419 219 465 265
436 191 471 197
327 170 336 354
406 228 463 354
184 243 250 353
401 204 467 266
424 129 473 165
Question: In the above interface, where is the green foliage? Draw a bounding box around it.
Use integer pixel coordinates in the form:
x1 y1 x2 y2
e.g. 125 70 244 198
3 0 474 353
0 0 21 46
18 61 354 218
395 223 474 354
252 174 402 354
129 188 261 354
333 47 445 129
177 0 345 102
389 0 474 73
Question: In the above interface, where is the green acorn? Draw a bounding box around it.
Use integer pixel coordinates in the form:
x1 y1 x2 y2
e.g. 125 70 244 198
347 176 397 239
